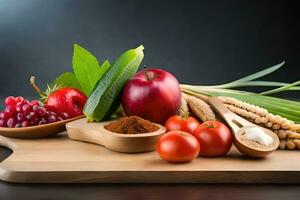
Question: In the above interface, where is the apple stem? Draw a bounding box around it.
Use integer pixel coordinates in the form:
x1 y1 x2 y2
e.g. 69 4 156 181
30 76 46 97
143 65 153 81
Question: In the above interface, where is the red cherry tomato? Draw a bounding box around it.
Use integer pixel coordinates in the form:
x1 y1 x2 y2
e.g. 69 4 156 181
194 121 232 157
156 131 200 163
165 115 200 135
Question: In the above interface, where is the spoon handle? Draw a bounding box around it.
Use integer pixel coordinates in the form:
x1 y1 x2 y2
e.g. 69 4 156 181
67 127 105 147
208 97 253 133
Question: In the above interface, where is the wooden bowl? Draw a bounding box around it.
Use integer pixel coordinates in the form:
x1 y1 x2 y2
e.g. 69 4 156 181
0 115 84 139
234 126 280 158
66 118 166 153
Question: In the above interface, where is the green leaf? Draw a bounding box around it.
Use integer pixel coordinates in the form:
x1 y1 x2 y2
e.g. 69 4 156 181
54 72 82 90
72 44 104 96
232 81 300 89
220 61 285 88
260 80 300 95
84 45 144 122
99 59 111 77
232 61 285 82
215 81 300 90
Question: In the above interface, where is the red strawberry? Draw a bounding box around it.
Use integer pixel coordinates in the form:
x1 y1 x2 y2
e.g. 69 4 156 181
30 76 87 118
45 88 87 118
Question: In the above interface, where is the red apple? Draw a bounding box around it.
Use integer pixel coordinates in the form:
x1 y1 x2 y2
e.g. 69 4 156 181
121 68 181 124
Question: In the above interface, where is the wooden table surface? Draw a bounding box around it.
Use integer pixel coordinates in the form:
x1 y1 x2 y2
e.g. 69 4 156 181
1 132 300 183
0 145 300 200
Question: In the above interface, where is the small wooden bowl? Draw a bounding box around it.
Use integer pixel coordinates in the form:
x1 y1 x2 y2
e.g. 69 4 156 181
0 115 84 139
234 126 279 158
66 118 166 153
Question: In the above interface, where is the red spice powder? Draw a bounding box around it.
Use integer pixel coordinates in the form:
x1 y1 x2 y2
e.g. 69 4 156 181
104 116 159 134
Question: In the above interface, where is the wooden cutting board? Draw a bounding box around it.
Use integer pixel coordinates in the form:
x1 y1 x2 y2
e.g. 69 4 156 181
0 133 299 183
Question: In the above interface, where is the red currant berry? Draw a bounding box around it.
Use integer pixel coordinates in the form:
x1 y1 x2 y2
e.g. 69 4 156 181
7 118 16 128
51 111 58 116
32 105 40 111
47 115 57 123
60 112 70 120
16 103 23 112
21 120 30 127
30 100 41 106
38 118 47 125
17 113 24 122
15 123 21 128
23 99 29 105
5 96 15 106
5 105 16 113
15 96 24 103
37 107 47 117
0 119 6 127
16 101 24 106
30 118 39 126
22 104 32 114
0 111 11 121
28 112 37 120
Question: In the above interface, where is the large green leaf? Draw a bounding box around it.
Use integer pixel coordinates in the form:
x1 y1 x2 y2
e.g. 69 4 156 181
72 44 105 96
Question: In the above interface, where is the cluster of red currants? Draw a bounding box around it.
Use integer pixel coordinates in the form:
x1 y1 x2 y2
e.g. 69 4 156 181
0 96 70 128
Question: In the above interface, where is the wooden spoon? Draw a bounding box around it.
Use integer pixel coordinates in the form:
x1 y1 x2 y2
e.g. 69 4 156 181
208 97 279 158
66 118 166 153
0 115 84 139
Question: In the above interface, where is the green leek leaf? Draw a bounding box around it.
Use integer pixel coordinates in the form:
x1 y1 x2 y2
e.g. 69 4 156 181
260 80 300 95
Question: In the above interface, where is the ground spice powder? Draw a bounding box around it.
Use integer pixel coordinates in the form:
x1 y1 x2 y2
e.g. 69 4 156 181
104 116 159 134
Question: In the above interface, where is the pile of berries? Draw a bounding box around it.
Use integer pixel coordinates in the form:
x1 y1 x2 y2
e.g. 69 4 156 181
0 96 70 128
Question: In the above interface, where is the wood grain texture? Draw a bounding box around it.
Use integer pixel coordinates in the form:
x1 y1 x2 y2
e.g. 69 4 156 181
0 133 299 183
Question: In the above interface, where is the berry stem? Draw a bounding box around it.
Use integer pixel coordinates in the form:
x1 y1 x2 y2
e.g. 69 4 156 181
30 76 46 97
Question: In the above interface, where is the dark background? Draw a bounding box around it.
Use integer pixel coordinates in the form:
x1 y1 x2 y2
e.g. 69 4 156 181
0 0 300 199
0 0 299 99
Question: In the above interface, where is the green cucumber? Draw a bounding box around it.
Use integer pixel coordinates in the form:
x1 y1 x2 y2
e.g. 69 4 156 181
83 45 144 122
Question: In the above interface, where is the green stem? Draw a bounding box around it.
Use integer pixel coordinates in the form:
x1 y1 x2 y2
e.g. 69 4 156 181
181 111 190 119
260 80 300 95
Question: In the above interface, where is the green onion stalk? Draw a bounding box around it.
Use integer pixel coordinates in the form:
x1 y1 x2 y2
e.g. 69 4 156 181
180 61 300 124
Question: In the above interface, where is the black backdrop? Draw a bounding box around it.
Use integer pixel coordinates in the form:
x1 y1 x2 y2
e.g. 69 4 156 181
0 0 299 99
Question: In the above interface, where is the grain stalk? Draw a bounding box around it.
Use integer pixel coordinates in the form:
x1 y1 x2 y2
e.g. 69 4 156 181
181 61 300 124
183 93 216 122
218 96 299 131
178 94 189 116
